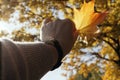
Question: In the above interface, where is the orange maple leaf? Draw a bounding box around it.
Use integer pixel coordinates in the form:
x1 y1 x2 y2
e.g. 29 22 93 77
73 0 108 36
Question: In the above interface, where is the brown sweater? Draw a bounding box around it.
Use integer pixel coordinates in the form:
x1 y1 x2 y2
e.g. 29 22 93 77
1 39 58 80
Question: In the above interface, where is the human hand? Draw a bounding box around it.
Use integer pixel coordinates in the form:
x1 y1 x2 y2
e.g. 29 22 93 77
40 18 78 56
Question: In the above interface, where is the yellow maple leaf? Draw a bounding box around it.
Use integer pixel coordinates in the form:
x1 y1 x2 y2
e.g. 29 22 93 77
73 0 108 36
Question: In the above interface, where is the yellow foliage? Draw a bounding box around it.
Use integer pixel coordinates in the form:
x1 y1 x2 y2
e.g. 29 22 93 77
103 62 120 80
103 26 112 33
69 75 75 80
0 0 2 4
69 54 74 59
69 0 74 4
78 63 89 78
0 0 120 80
100 43 119 60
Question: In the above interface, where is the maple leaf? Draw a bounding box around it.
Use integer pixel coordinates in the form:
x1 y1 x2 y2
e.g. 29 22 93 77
73 0 108 36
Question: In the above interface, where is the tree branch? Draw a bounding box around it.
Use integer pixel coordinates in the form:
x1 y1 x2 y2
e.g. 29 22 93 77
116 39 120 60
102 38 117 53
92 52 120 65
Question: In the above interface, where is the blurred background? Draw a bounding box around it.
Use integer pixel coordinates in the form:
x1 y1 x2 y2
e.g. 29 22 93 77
0 0 120 80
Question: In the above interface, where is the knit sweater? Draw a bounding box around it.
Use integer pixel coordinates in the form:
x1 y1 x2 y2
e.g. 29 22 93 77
1 39 58 80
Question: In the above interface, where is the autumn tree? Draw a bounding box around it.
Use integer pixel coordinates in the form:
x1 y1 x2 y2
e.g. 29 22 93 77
0 0 120 80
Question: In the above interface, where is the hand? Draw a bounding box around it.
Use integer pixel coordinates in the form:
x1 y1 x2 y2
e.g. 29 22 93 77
40 18 78 56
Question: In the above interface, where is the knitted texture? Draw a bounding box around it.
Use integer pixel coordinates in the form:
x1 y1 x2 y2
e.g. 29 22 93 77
1 39 58 80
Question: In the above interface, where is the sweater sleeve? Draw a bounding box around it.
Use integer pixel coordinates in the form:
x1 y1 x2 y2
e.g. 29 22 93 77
1 39 58 80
